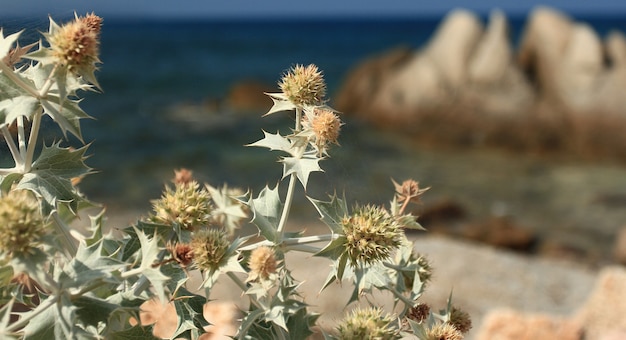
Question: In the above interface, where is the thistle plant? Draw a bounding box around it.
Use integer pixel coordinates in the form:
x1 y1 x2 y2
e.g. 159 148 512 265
0 15 470 340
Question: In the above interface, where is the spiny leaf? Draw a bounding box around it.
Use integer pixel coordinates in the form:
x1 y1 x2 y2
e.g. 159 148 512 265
246 130 292 153
281 151 322 189
246 184 282 242
0 29 21 60
133 228 169 303
0 95 40 124
264 93 295 116
108 324 159 340
308 192 348 234
170 287 209 339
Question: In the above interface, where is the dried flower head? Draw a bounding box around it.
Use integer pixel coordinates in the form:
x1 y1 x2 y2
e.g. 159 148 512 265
173 168 194 185
302 107 342 155
393 179 429 206
278 64 326 106
48 13 102 75
336 307 400 340
190 229 230 272
449 306 472 334
168 243 194 267
0 190 45 258
150 181 212 230
342 204 403 266
426 322 464 340
247 246 278 282
406 303 431 324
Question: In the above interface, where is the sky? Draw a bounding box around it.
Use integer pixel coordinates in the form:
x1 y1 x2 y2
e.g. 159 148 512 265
3 0 626 20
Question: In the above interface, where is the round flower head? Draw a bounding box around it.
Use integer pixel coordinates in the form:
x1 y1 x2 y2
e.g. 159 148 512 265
426 322 464 340
279 64 327 106
0 190 45 258
302 107 342 155
190 229 230 272
247 246 278 282
150 180 212 230
342 204 403 266
336 307 400 340
406 303 431 324
449 306 472 334
48 13 102 77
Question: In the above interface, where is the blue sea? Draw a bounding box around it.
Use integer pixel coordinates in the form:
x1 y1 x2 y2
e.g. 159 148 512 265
3 14 626 217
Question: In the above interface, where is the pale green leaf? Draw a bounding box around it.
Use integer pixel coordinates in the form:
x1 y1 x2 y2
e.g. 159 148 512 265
0 29 20 60
281 151 322 189
264 93 295 116
308 193 348 234
207 183 248 235
247 184 282 242
0 96 40 124
0 299 17 340
246 130 292 153
21 295 56 339
133 228 169 303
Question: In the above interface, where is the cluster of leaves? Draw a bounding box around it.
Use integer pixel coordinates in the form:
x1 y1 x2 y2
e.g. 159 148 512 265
0 15 471 340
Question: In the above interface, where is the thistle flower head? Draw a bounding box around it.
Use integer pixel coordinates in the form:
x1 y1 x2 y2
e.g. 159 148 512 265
393 179 429 205
279 64 327 106
168 242 194 267
406 303 431 324
247 246 278 282
342 204 403 266
302 107 342 155
0 190 45 258
413 252 433 287
336 307 400 340
449 306 472 334
426 322 464 340
48 13 102 75
190 229 230 272
150 180 212 230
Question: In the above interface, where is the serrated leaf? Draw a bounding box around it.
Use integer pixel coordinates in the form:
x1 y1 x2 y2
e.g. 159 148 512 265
264 93 295 116
246 130 292 153
247 184 282 242
0 96 40 124
40 97 92 141
308 193 348 234
0 29 21 60
207 184 248 235
133 228 169 303
0 299 16 340
21 295 56 339
281 152 322 189
170 287 208 339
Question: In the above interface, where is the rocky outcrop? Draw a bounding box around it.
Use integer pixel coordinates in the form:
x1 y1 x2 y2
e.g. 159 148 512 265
335 6 626 129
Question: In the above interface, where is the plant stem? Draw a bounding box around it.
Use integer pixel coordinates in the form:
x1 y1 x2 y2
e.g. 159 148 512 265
23 110 42 173
52 212 77 255
276 107 303 236
0 62 39 99
38 64 59 98
5 294 59 333
283 234 335 246
17 116 27 160
1 124 23 168
226 271 263 310
132 230 177 296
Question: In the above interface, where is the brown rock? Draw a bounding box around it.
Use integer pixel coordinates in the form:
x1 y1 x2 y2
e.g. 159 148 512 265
224 80 274 113
475 309 583 340
333 46 412 119
613 227 626 265
462 217 537 252
574 266 626 339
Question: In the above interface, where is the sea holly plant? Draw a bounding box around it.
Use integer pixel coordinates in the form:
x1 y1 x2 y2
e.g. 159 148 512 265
0 14 471 340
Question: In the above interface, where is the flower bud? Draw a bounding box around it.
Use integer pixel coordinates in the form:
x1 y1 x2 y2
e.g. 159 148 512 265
406 303 430 324
48 13 101 74
247 246 278 282
278 64 326 106
150 180 212 230
426 322 464 340
336 307 400 340
190 229 229 272
341 204 403 266
0 190 45 258
449 306 472 334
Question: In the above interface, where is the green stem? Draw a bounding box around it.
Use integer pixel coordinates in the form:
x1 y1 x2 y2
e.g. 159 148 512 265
275 107 303 236
226 271 263 310
38 64 59 98
52 212 77 256
17 116 27 160
1 124 23 167
0 62 39 98
23 110 42 173
5 294 59 333
283 234 335 245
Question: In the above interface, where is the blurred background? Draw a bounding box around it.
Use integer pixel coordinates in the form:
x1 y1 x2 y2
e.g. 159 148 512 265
3 1 626 338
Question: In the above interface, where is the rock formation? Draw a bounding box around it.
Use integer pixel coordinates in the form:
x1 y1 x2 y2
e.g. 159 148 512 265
335 6 626 140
